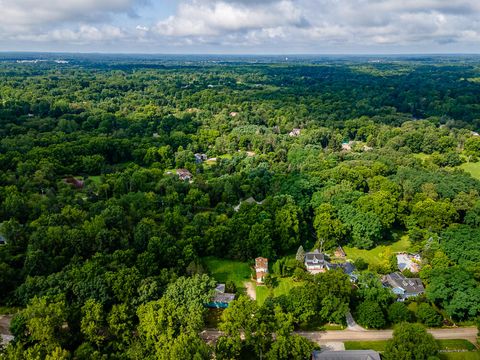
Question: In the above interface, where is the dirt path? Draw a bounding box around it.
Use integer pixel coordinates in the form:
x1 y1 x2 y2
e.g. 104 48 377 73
0 315 13 345
244 281 256 300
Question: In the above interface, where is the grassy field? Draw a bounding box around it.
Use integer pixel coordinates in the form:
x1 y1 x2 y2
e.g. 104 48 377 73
439 352 480 360
203 257 252 290
437 340 477 351
256 278 303 305
345 340 388 351
343 234 411 267
459 162 480 180
345 339 477 353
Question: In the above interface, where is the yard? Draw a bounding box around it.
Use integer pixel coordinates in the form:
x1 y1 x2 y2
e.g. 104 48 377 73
343 234 411 267
345 339 478 355
256 277 303 305
459 162 480 180
203 257 252 291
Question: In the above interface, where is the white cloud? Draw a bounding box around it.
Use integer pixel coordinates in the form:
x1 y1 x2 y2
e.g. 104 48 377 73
153 0 306 37
1 0 480 52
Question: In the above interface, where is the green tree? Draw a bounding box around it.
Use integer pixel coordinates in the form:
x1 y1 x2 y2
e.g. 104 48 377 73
80 299 106 347
384 323 438 360
416 303 443 327
387 302 413 324
313 203 345 250
356 301 386 329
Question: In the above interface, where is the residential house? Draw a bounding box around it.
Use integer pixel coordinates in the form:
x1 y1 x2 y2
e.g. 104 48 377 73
229 112 239 117
64 177 84 189
312 350 381 360
304 249 357 280
194 153 208 163
304 249 331 274
341 141 353 151
289 128 301 137
206 284 235 308
329 261 358 282
396 253 421 273
382 272 425 301
176 169 192 181
255 257 268 284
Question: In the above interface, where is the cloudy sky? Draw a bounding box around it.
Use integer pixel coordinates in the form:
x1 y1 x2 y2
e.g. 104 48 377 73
1 0 480 54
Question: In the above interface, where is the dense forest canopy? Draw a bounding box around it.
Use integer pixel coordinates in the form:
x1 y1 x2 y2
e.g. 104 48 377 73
0 54 480 359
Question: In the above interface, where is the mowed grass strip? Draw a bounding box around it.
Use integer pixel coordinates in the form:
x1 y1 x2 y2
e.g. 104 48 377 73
345 339 477 353
203 257 252 290
439 352 480 360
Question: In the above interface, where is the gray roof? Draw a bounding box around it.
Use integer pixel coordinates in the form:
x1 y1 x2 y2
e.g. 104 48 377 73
305 249 326 266
383 272 424 294
215 284 226 293
330 262 356 275
212 292 235 304
312 350 381 360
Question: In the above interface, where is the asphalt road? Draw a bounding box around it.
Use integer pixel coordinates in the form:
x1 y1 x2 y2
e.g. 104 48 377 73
200 327 478 345
297 327 478 344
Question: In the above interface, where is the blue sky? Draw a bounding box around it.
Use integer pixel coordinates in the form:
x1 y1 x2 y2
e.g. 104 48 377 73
1 0 480 54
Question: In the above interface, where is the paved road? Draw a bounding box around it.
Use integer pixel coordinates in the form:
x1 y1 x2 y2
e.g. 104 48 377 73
297 327 478 344
201 327 478 345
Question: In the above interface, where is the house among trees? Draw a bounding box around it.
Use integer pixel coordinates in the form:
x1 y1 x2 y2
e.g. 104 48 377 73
304 249 330 274
396 253 421 273
255 257 268 284
289 128 301 137
194 153 207 163
206 284 235 308
304 249 357 280
382 272 425 301
63 176 84 189
176 169 192 181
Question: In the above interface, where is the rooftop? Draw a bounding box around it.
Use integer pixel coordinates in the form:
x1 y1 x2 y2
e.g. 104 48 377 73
255 257 268 269
305 249 326 266
383 272 424 294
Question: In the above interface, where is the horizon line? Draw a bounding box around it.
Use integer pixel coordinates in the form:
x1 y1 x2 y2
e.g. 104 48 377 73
1 50 480 57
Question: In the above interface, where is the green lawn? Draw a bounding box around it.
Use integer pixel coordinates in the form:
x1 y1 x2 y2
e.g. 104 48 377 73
437 340 477 351
203 257 252 290
344 234 411 267
345 339 477 353
256 278 303 305
439 352 480 360
459 162 480 180
344 340 388 352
